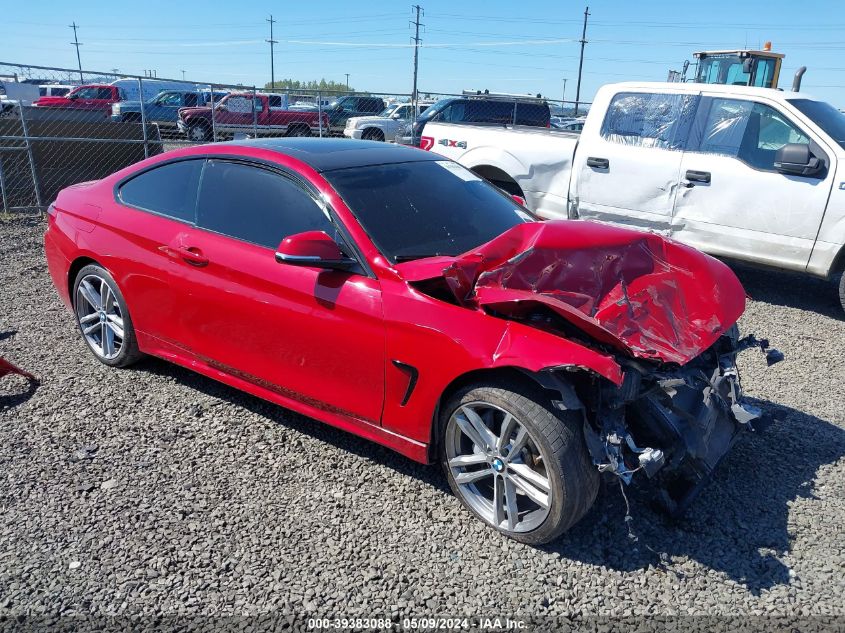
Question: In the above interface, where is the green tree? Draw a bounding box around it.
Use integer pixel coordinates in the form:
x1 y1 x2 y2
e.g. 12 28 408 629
264 78 357 93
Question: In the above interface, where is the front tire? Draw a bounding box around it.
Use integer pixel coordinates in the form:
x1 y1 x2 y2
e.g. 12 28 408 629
440 381 598 544
362 128 385 142
838 271 845 314
72 264 142 368
187 121 212 142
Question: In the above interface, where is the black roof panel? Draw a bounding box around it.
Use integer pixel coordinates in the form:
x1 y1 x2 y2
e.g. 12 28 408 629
219 138 441 172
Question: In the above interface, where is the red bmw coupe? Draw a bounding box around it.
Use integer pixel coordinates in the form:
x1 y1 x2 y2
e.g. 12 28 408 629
45 139 770 543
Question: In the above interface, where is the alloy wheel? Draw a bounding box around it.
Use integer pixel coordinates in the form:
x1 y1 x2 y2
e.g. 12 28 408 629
445 402 553 533
75 274 125 360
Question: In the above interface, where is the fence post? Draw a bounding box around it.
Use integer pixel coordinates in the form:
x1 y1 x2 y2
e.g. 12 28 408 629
252 86 258 138
0 159 9 215
209 84 217 142
18 104 43 213
138 77 149 159
318 91 323 138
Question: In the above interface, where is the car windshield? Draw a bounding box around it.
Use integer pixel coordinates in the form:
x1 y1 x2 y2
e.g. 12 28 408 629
787 98 845 150
378 105 399 116
324 160 536 263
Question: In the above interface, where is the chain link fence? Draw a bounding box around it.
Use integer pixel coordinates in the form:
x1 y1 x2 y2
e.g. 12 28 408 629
1 62 589 215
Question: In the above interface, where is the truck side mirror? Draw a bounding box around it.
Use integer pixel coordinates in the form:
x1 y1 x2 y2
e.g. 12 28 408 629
774 143 823 178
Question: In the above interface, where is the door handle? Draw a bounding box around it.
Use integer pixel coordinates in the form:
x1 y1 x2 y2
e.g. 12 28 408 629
176 245 209 267
684 170 711 185
586 157 610 169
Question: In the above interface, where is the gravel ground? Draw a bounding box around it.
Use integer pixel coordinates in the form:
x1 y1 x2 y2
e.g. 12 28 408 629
1 215 844 624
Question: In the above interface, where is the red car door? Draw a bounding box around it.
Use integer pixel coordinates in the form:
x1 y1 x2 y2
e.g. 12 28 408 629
171 159 385 424
107 157 206 348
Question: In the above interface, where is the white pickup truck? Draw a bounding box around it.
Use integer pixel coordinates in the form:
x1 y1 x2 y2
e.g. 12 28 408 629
424 81 845 310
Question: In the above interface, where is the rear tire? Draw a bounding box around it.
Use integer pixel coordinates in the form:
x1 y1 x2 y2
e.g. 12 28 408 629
439 381 598 544
72 264 142 368
285 124 312 137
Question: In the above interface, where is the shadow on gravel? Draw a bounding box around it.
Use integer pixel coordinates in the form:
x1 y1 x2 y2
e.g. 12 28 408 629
0 374 39 410
729 262 843 320
135 358 450 494
136 359 844 595
546 397 845 594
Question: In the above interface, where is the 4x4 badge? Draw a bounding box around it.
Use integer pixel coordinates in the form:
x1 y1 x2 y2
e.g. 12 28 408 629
438 139 467 149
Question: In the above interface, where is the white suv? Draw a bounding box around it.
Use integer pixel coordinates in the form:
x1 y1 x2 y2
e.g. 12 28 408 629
344 102 432 142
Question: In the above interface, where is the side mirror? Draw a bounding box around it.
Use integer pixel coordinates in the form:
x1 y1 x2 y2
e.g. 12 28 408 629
274 231 356 271
774 143 823 177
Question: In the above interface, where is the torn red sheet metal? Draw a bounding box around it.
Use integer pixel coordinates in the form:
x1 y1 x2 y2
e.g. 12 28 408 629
0 357 37 382
441 221 746 365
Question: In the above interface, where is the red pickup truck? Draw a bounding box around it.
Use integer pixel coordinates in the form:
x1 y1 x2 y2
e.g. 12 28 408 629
33 84 123 116
177 93 330 141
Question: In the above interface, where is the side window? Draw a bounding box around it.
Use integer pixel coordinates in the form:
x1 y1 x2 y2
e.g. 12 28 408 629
118 159 204 222
601 92 698 150
39 87 47 96
184 93 198 107
442 102 467 123
693 98 810 171
98 88 113 100
515 103 550 126
268 95 283 109
196 160 337 249
73 87 98 99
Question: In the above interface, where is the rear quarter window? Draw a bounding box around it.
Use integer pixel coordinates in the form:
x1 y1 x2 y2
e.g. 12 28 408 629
118 159 204 222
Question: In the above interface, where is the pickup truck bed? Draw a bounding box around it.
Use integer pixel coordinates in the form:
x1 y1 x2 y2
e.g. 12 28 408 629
423 123 579 219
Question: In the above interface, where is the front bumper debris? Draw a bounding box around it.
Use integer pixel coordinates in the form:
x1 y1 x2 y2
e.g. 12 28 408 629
580 330 782 516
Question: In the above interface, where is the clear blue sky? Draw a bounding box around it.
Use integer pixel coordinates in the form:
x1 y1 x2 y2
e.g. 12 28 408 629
5 0 845 107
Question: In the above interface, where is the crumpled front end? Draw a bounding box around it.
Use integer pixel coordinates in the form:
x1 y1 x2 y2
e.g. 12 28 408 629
433 220 782 513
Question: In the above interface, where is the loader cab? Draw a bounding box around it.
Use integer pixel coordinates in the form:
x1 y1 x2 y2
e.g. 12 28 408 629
693 44 784 89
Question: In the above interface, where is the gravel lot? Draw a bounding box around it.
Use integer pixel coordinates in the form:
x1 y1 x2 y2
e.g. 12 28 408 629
1 214 844 624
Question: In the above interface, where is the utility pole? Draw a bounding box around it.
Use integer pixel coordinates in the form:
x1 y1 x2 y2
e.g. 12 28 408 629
574 6 589 116
69 22 83 81
181 69 186 80
561 78 567 104
410 5 424 106
266 15 278 89
344 73 350 92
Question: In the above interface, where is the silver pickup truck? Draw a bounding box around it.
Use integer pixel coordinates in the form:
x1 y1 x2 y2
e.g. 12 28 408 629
424 81 845 311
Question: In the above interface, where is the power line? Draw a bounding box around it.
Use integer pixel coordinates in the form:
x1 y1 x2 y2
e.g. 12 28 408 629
69 21 83 81
267 15 278 88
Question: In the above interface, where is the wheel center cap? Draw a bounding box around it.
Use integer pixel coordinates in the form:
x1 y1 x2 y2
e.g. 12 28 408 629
99 311 106 323
491 458 505 473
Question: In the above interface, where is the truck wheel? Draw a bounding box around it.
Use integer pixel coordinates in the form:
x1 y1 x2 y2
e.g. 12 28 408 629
187 122 211 142
285 124 311 137
838 271 845 314
439 381 598 544
362 128 385 142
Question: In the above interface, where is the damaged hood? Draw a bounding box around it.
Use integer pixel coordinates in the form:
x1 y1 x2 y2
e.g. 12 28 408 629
433 221 746 365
